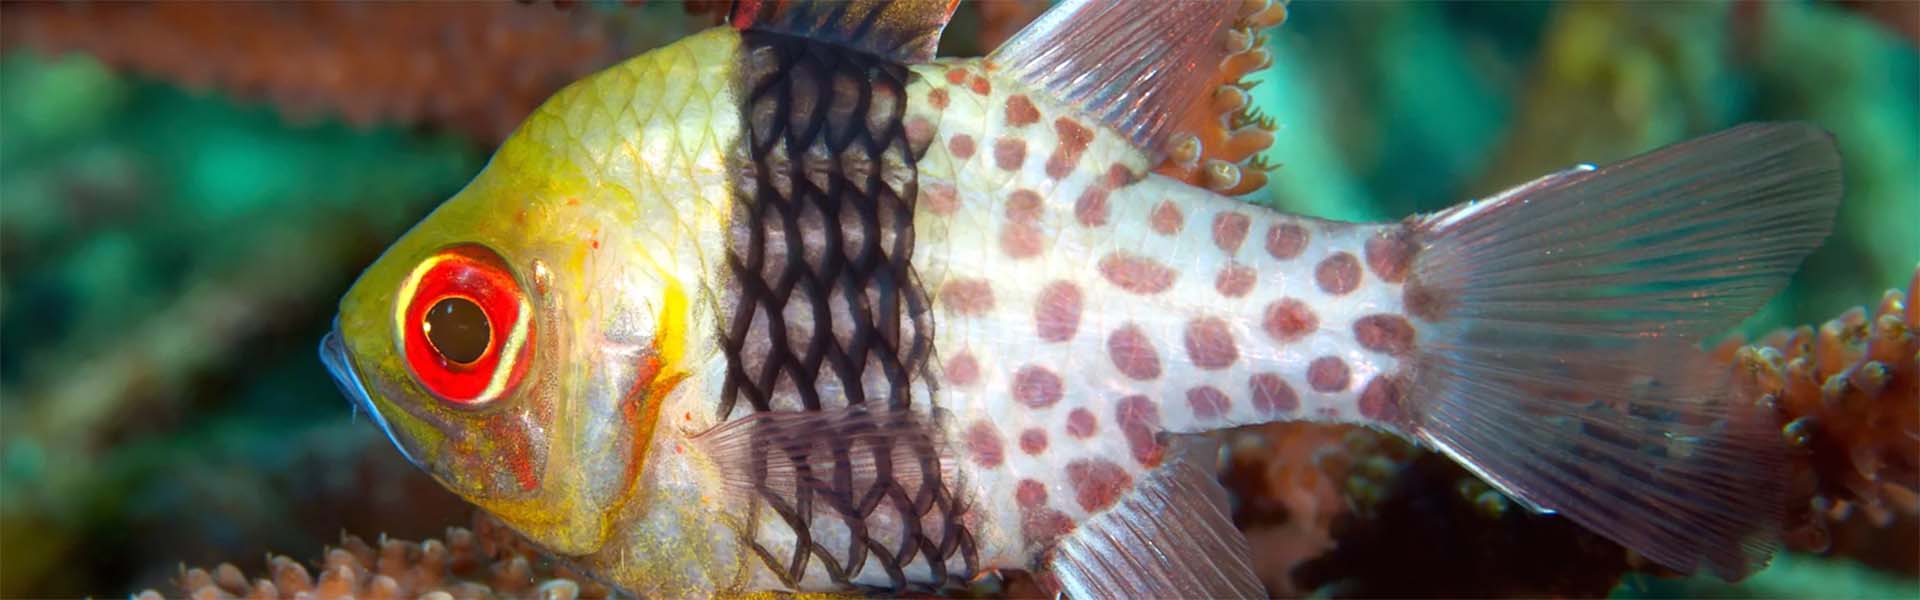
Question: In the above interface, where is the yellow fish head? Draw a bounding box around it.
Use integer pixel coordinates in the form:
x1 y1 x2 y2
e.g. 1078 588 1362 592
322 29 738 557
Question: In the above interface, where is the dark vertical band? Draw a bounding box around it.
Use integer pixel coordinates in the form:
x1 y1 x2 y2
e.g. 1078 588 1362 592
716 30 968 591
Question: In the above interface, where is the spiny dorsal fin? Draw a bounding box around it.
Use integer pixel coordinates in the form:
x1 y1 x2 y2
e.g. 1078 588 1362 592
989 0 1242 155
730 0 959 63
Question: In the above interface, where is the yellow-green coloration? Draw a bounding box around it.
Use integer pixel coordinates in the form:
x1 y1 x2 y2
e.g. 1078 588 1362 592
327 27 759 595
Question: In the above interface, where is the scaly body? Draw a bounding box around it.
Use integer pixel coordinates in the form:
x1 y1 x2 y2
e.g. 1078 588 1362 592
323 2 1843 597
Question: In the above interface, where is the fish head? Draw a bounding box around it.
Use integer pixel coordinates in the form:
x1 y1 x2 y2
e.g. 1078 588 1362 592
322 29 738 558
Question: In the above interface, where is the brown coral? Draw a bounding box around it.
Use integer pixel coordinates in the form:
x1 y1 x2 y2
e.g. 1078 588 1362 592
1719 266 1920 554
0 1 647 143
153 512 606 600
1153 0 1288 197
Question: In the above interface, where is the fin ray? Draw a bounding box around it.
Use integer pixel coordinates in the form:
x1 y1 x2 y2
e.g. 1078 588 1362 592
989 0 1241 154
1402 122 1842 580
731 0 958 64
1050 440 1264 599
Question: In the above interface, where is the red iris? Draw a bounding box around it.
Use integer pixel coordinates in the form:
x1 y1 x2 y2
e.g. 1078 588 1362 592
401 244 531 405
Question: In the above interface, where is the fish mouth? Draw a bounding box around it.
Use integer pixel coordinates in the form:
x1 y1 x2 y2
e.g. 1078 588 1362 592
321 319 424 469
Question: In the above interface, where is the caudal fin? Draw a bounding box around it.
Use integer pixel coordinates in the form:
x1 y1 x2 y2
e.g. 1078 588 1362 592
1402 122 1842 579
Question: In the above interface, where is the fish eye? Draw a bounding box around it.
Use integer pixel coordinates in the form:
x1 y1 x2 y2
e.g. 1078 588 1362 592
424 296 490 364
397 244 533 406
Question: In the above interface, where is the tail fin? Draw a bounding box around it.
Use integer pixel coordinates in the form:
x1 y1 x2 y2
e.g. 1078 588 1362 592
1402 122 1842 580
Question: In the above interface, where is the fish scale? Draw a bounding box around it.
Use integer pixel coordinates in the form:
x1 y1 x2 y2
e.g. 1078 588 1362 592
907 59 1417 567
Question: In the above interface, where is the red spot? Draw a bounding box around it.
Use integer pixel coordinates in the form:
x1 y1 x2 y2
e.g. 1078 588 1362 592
590 239 600 249
566 197 580 206
924 182 960 215
1107 324 1162 380
1262 298 1318 342
1016 479 1048 508
948 134 976 159
1066 408 1097 439
1182 316 1239 370
1365 227 1417 283
1019 429 1049 455
1005 95 1040 126
944 351 979 386
1266 222 1309 260
1105 163 1137 188
1404 280 1455 322
1316 252 1362 295
945 68 969 85
927 88 949 110
1048 118 1094 179
965 420 1004 467
1013 365 1064 408
1073 187 1109 226
994 137 1028 171
1034 280 1084 343
1098 253 1177 294
1149 201 1184 235
1001 223 1044 258
1358 374 1408 424
1251 373 1299 414
1067 459 1133 512
1353 314 1416 355
1212 212 1252 253
1214 264 1256 298
1307 356 1351 392
1186 386 1230 419
905 116 936 154
1116 395 1165 466
969 74 992 96
940 278 995 315
1006 189 1043 221
1022 508 1076 547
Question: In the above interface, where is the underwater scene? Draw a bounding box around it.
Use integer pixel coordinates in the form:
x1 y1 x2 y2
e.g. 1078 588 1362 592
0 0 1914 597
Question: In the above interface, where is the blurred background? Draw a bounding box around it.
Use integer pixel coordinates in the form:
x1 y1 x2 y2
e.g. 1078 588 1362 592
0 0 1913 596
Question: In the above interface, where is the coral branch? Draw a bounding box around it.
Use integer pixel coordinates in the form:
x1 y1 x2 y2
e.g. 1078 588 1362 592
1153 0 1288 197
150 512 602 600
1720 266 1920 554
0 1 656 143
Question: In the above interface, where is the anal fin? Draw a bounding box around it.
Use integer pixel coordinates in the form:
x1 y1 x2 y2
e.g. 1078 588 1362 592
1050 439 1264 599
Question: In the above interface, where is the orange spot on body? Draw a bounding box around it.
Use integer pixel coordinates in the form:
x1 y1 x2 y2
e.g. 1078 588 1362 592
1099 252 1177 294
1107 324 1162 381
1116 395 1164 466
1005 95 1040 126
1150 201 1184 235
1308 356 1351 392
1266 223 1309 259
1354 314 1416 355
1183 317 1239 370
1316 252 1363 295
1067 459 1132 511
994 137 1027 170
1035 281 1083 342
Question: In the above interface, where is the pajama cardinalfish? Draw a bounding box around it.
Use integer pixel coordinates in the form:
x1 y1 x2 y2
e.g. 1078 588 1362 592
319 1 1844 596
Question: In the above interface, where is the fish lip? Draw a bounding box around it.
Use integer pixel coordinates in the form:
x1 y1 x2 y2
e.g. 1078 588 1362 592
320 318 424 469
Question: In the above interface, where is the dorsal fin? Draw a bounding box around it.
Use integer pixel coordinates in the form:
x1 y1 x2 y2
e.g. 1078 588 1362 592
730 0 959 64
988 0 1241 155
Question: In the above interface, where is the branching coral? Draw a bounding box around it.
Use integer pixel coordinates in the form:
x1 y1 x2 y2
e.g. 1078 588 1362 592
1720 266 1919 556
1153 0 1288 197
0 1 656 143
153 512 602 600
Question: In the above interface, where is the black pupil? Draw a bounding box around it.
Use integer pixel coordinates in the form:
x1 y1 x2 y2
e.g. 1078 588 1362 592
425 297 490 364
